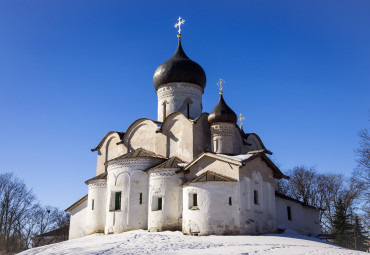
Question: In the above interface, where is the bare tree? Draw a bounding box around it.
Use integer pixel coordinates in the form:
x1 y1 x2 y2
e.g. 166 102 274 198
352 128 370 230
0 173 37 254
0 173 69 254
31 205 69 247
275 166 362 232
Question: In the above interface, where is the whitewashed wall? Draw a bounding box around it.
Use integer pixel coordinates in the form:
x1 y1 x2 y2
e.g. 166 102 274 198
237 157 278 235
68 199 87 239
157 83 203 121
86 180 107 235
182 182 240 235
275 196 321 236
148 169 183 231
105 158 162 234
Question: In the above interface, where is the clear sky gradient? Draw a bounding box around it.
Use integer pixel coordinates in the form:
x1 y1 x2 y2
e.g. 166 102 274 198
0 1 369 209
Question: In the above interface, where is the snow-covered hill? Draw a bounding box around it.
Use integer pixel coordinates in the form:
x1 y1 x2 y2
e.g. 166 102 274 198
19 230 366 255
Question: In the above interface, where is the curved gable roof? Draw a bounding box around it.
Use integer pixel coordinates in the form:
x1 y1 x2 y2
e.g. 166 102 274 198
158 112 192 132
91 131 125 152
244 133 272 154
122 118 162 142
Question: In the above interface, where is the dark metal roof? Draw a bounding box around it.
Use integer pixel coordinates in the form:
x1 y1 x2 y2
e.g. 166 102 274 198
33 225 69 238
183 170 238 186
85 172 108 184
275 191 319 209
184 151 288 180
208 94 237 125
153 38 206 91
148 156 185 170
108 148 167 163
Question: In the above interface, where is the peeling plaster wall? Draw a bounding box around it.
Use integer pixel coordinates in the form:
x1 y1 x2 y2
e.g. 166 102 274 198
69 200 87 239
157 83 203 122
105 158 163 234
182 182 240 235
86 180 107 234
238 159 276 234
148 169 184 231
276 197 321 236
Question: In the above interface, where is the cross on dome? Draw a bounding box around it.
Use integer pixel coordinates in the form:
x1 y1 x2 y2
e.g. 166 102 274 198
175 17 185 37
238 113 245 129
217 78 225 95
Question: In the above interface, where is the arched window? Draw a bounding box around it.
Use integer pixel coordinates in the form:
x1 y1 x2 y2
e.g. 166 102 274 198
183 97 193 119
214 138 221 153
162 101 167 119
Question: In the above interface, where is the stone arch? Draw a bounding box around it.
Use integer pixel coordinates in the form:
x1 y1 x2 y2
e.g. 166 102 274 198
123 118 161 153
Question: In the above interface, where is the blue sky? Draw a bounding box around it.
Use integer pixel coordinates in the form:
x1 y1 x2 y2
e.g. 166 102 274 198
0 1 369 209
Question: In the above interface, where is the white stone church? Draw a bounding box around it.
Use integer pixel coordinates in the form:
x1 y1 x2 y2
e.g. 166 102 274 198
65 20 320 239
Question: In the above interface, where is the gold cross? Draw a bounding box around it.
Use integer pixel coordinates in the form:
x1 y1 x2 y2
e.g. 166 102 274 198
238 113 245 129
175 17 185 36
217 78 225 95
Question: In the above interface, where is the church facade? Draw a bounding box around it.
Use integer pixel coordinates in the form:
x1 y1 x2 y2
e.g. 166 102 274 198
65 24 320 239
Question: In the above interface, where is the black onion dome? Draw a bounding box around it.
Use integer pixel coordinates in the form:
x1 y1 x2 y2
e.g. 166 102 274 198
208 94 238 125
153 38 206 91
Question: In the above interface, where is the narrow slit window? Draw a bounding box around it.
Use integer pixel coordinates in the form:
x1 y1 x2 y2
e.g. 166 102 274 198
229 197 232 206
162 102 167 119
187 103 190 118
139 193 142 205
92 199 95 210
287 206 292 221
254 190 259 205
157 197 162 210
115 192 122 211
193 193 198 207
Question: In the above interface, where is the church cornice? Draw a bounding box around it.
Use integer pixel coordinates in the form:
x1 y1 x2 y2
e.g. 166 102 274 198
91 131 125 152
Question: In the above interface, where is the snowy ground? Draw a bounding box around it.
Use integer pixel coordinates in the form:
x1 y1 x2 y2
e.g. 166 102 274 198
19 230 366 255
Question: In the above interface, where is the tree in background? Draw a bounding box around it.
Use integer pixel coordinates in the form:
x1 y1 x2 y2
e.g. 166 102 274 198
332 198 352 248
351 215 369 251
275 166 363 233
0 173 69 254
0 173 36 254
353 128 370 230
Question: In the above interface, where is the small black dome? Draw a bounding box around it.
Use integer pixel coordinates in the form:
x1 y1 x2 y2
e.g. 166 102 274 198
208 94 237 125
153 38 206 91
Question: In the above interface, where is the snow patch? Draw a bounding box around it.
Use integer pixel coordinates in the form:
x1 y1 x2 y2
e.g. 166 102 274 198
18 230 367 255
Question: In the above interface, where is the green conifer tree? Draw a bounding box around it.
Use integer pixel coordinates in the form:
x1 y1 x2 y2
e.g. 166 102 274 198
352 215 369 251
332 198 352 248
